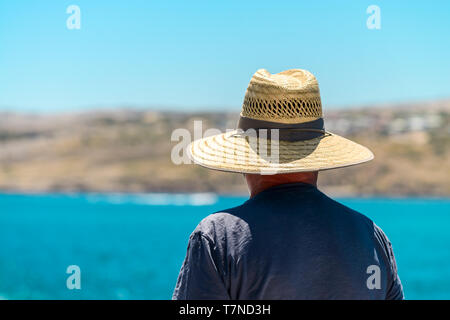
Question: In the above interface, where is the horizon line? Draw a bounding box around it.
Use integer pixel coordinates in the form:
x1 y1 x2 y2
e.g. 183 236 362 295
0 97 449 115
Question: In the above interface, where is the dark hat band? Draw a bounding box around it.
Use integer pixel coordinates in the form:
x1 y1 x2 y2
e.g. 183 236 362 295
236 116 326 142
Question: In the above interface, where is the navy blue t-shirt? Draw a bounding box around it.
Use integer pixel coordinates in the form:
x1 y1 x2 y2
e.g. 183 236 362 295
173 183 404 300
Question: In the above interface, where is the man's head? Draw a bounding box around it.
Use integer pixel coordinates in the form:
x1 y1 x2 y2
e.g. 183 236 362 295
245 171 318 198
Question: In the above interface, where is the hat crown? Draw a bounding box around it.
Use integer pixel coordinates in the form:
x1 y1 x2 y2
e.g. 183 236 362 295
241 69 323 124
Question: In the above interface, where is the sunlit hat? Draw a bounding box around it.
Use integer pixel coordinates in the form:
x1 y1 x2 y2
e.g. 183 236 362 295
188 69 374 174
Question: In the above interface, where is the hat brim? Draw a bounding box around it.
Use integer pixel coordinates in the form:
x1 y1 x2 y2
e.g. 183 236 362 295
187 130 374 174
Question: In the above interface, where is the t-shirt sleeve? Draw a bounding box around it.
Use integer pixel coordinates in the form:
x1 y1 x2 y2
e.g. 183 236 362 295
374 224 404 300
172 231 230 300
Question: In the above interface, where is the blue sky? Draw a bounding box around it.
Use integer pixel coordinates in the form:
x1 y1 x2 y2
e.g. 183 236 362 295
0 0 449 112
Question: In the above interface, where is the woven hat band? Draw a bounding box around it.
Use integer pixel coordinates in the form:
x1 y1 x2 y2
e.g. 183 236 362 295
241 96 322 124
236 116 325 142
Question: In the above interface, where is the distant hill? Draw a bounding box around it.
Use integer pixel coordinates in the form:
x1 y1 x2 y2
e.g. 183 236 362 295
0 99 449 197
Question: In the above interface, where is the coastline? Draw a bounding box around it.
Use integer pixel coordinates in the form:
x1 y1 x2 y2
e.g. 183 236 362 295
0 188 448 201
0 101 449 198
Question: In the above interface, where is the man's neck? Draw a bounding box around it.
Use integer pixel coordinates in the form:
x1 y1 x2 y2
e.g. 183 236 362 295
245 172 318 198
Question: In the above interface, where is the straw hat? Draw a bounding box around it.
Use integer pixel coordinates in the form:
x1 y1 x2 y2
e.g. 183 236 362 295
188 69 374 174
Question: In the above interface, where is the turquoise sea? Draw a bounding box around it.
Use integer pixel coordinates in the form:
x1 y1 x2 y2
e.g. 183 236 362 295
0 193 449 300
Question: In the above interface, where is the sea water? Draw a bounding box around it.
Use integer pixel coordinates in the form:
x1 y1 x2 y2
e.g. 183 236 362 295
0 193 449 300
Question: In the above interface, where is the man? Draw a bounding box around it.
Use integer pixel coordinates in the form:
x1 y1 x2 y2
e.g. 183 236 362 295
173 69 403 300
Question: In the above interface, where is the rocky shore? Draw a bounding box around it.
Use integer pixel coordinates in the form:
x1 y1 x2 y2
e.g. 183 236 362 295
0 99 449 197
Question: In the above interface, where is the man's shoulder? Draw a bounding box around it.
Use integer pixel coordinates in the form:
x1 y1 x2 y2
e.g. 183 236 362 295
192 204 249 241
318 191 374 224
